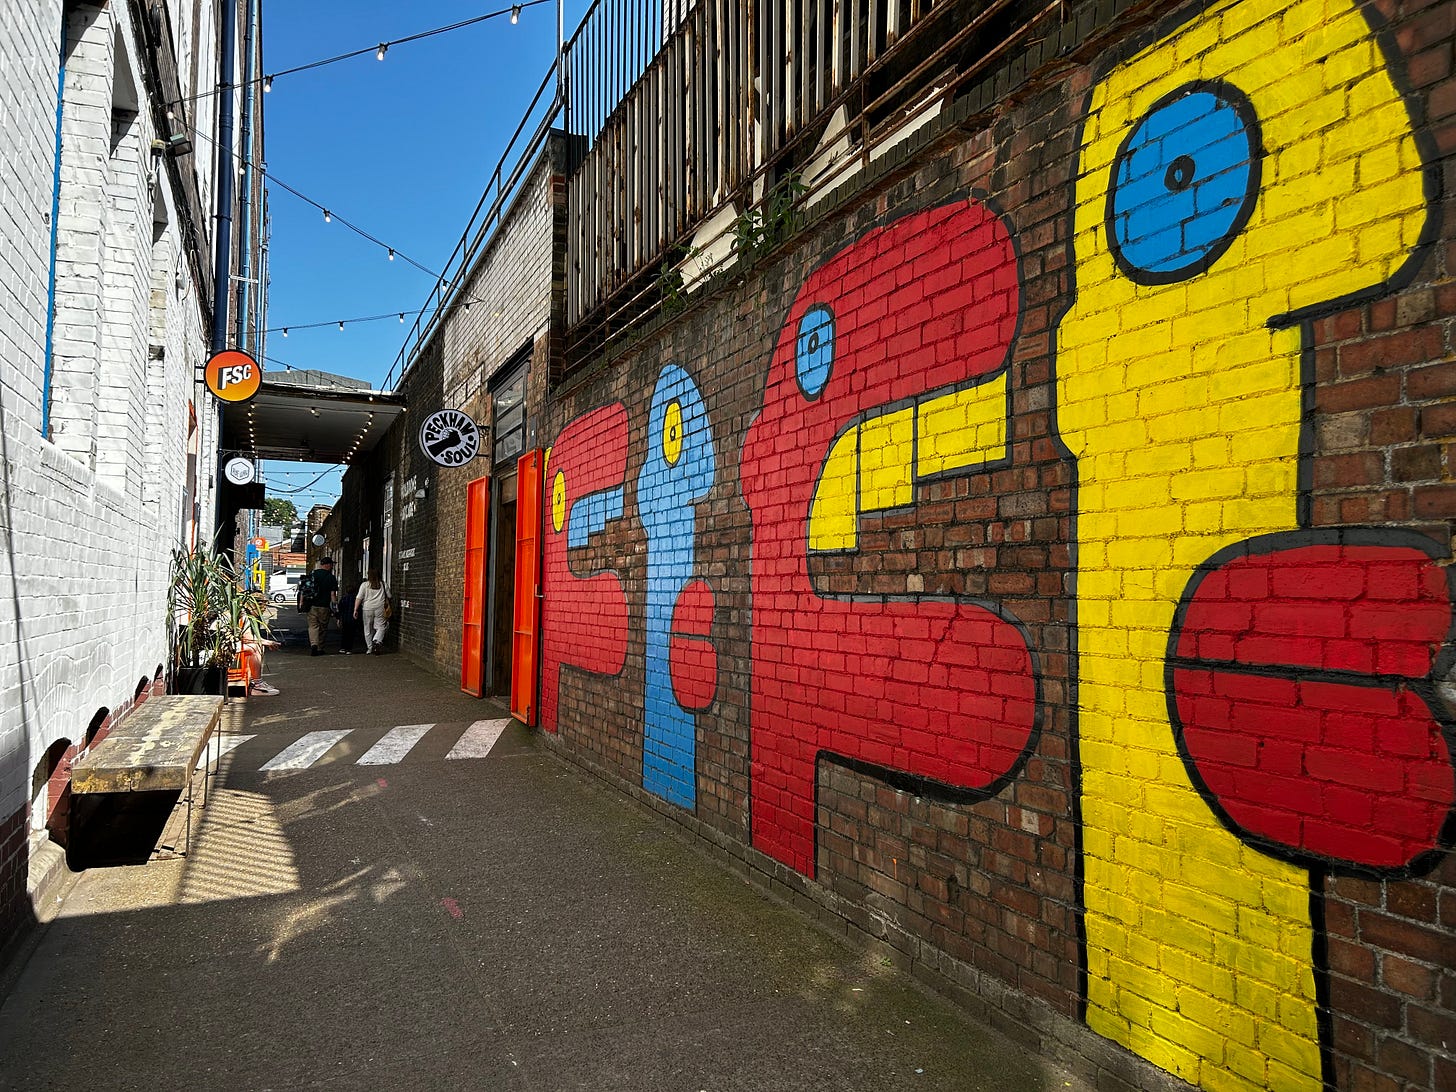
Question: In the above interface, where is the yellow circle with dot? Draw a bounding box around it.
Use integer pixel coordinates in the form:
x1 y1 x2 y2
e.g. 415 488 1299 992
551 471 566 533
663 401 684 466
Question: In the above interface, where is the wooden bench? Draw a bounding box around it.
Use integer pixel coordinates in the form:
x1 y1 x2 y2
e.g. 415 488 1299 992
71 695 224 856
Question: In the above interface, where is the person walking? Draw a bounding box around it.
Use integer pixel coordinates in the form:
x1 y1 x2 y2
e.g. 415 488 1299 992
337 582 359 655
306 556 339 656
356 568 391 654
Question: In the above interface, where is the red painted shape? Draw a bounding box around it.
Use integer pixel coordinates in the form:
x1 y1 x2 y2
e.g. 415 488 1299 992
540 404 631 732
740 201 1038 877
1172 540 1455 870
669 580 717 711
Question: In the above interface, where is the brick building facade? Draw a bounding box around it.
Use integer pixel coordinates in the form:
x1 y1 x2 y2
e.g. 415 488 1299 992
0 1 262 948
341 1 1456 1089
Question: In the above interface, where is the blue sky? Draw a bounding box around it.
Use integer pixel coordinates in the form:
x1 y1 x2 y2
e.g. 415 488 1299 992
258 0 589 514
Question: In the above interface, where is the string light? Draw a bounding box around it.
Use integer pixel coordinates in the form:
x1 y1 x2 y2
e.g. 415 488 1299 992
282 327 289 337
387 248 394 261
177 115 481 292
166 2 553 110
338 321 345 331
266 307 433 336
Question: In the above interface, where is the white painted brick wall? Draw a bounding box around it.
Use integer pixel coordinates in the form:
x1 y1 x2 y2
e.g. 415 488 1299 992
0 1 222 842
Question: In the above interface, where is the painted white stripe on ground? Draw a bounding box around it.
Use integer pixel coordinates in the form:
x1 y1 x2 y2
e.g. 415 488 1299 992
358 724 435 766
445 719 510 760
211 735 255 762
259 730 352 771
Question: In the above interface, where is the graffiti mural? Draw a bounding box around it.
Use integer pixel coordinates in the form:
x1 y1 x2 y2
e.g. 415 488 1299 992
740 200 1041 877
541 403 631 733
1058 0 1447 1087
638 365 718 807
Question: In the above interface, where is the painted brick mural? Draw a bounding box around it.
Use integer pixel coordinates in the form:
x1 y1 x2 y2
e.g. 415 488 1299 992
537 1 1456 1089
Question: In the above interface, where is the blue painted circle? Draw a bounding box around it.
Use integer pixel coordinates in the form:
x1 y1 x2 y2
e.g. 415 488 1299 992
1108 86 1259 283
795 306 835 398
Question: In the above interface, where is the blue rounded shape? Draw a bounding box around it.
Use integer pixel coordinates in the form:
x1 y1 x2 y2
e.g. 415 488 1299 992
795 306 835 398
1108 86 1260 283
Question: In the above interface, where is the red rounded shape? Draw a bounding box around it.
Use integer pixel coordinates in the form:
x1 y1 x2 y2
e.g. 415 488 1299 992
671 579 715 636
670 635 718 710
1172 539 1455 871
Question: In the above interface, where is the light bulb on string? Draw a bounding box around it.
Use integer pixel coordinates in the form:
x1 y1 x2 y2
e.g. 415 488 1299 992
282 327 289 337
398 313 405 323
338 321 345 331
322 209 331 223
388 249 395 261
376 43 387 60
263 75 273 92
511 5 521 24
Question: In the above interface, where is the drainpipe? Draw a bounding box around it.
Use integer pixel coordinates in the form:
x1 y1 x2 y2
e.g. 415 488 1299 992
234 0 257 351
211 0 239 563
211 0 237 353
43 19 68 438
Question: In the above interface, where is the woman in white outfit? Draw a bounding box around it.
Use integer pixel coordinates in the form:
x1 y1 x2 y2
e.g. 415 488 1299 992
355 568 391 654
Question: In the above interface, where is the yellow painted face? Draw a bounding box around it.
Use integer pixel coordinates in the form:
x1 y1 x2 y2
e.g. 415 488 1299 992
1055 2 1431 1089
551 471 567 534
1061 0 1427 404
663 400 684 466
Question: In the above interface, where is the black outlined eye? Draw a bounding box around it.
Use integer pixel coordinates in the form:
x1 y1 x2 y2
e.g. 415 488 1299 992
1108 82 1261 284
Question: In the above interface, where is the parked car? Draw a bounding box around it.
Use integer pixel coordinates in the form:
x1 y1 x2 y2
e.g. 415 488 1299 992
267 572 300 604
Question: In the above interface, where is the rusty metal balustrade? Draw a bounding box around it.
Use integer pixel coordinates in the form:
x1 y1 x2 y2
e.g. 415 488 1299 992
562 0 1047 347
388 0 1062 387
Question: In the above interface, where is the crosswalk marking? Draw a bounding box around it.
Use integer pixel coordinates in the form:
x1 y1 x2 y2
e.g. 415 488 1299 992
358 723 434 765
445 719 510 760
213 734 255 762
260 730 352 771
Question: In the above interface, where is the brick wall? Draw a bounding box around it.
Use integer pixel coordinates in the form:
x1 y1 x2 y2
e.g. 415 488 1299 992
336 141 563 683
529 1 1456 1090
0 0 221 949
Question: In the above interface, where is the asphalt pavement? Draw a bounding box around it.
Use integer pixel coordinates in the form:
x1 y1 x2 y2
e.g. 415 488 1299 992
0 613 1091 1091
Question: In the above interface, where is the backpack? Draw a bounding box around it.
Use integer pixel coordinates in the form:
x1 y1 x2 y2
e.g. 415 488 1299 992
297 573 317 611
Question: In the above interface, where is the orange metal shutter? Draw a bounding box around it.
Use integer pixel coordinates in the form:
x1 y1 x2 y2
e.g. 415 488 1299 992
510 449 543 725
461 476 490 697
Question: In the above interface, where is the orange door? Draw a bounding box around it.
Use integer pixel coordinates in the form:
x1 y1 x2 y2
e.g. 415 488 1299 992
461 476 490 696
510 450 543 724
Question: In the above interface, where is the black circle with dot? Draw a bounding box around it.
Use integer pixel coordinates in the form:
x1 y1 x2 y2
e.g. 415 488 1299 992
1165 155 1196 192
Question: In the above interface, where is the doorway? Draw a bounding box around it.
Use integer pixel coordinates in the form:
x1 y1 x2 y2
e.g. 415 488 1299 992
487 472 518 696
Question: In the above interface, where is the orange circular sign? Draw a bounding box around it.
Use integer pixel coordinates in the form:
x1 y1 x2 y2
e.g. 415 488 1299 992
205 349 262 402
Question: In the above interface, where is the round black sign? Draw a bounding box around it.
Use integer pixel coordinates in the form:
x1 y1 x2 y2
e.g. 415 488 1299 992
419 409 481 467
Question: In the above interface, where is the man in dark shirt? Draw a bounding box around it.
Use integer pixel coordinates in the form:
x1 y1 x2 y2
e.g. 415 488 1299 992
307 556 340 656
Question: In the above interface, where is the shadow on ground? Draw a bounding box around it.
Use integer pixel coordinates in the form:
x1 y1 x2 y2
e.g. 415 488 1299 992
0 625 1083 1092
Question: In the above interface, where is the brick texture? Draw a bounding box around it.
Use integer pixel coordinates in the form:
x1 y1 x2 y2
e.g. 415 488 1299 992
363 1 1456 1090
0 0 227 950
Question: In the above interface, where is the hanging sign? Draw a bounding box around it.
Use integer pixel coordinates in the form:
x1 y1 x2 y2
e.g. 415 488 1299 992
223 456 256 485
419 409 481 467
205 349 262 403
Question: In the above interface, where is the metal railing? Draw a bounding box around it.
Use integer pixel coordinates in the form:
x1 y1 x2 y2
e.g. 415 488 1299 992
388 0 1062 386
563 0 971 333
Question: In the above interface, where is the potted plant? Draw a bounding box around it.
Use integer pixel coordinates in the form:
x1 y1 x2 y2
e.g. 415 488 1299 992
167 548 271 694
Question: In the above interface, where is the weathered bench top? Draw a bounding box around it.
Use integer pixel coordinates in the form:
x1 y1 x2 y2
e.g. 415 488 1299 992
71 695 223 794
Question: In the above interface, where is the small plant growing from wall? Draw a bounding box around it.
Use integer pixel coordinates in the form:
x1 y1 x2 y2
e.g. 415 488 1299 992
732 173 807 268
